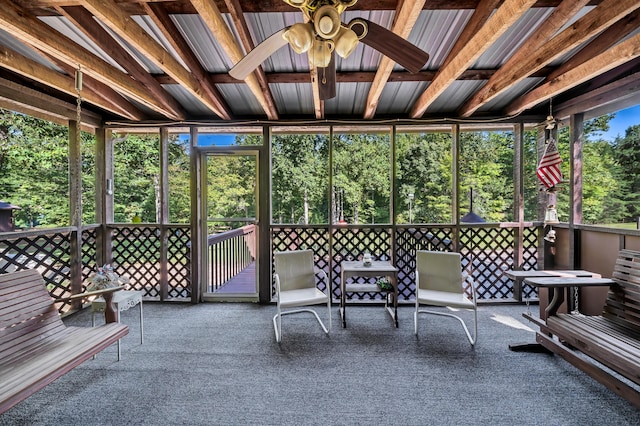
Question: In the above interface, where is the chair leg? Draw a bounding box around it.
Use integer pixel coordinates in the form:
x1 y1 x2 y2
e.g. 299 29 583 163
139 299 144 345
273 311 282 343
273 308 329 342
416 308 477 346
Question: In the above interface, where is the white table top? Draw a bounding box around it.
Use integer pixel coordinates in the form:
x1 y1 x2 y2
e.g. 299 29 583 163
341 260 397 273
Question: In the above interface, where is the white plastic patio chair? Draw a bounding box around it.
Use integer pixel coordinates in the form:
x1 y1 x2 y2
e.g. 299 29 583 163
414 250 477 346
273 249 331 342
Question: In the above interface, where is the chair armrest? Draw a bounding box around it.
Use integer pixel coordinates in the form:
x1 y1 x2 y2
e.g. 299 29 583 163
314 268 329 283
463 273 478 305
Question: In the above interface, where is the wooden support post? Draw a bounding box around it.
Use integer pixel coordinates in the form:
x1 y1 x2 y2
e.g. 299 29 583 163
536 126 547 269
95 127 114 266
513 123 525 300
452 124 460 252
159 127 169 301
258 125 271 304
569 113 584 268
570 113 584 311
189 127 202 303
390 125 396 265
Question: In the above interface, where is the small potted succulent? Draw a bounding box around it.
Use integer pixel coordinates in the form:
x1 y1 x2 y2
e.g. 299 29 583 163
376 277 393 291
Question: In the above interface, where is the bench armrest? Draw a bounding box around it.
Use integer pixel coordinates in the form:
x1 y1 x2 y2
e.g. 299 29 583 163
55 286 125 323
524 277 614 288
54 286 125 303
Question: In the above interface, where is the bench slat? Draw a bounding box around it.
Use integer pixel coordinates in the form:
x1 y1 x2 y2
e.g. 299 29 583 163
0 323 128 412
547 315 640 386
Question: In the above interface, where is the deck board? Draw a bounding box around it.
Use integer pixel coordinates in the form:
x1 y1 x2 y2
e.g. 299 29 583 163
214 262 256 294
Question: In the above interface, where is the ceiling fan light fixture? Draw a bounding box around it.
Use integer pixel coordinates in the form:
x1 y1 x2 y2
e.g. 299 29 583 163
283 23 314 54
284 0 308 7
335 27 358 58
313 5 341 39
311 40 334 68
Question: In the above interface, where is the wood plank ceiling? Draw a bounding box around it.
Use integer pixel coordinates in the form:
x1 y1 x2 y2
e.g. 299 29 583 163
0 0 638 128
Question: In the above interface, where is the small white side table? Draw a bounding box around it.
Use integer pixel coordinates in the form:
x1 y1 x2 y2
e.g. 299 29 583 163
91 290 143 360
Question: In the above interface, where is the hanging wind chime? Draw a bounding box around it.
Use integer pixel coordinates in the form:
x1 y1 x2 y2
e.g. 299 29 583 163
537 99 562 231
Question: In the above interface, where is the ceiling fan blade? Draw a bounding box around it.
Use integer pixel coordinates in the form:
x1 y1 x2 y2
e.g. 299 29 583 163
318 51 336 100
353 19 429 73
229 28 289 80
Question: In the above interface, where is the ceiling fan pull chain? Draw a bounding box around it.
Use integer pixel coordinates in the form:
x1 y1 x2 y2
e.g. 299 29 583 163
322 40 327 84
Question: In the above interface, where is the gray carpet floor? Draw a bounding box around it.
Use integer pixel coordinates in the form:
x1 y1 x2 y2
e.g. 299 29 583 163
1 302 639 425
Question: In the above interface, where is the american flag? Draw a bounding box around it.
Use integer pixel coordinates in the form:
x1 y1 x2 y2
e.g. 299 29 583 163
536 137 562 188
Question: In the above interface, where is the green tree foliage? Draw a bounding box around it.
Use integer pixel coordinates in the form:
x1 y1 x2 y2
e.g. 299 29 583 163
396 132 452 223
612 124 640 221
112 133 190 224
0 110 70 227
0 110 193 227
167 138 191 223
333 133 390 224
113 134 160 222
271 133 328 224
460 131 514 222
206 153 256 224
1 108 638 230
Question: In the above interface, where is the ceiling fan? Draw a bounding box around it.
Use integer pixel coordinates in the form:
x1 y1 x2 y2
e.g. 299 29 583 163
229 0 430 100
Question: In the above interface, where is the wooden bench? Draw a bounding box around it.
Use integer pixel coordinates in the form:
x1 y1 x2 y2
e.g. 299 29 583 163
0 269 129 414
524 249 640 408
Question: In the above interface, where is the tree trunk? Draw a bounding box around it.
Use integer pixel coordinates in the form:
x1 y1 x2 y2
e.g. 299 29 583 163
304 189 309 224
153 174 161 223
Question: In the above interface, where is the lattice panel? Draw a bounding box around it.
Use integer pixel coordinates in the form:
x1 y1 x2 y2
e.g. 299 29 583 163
521 226 540 299
271 227 330 296
332 227 391 300
112 227 161 298
81 227 97 287
460 227 515 300
167 227 191 298
395 227 454 300
0 232 72 312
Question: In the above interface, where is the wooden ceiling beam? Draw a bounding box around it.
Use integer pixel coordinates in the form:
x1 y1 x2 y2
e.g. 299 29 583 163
190 0 278 120
544 8 640 83
81 0 229 119
142 2 232 120
440 0 502 71
505 32 640 116
159 68 551 85
0 44 142 121
0 76 102 130
363 0 426 119
554 71 640 120
20 1 605 15
459 0 640 117
0 1 182 119
410 0 537 118
58 5 185 120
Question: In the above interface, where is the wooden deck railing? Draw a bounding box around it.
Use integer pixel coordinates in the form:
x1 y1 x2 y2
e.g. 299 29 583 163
207 224 256 292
